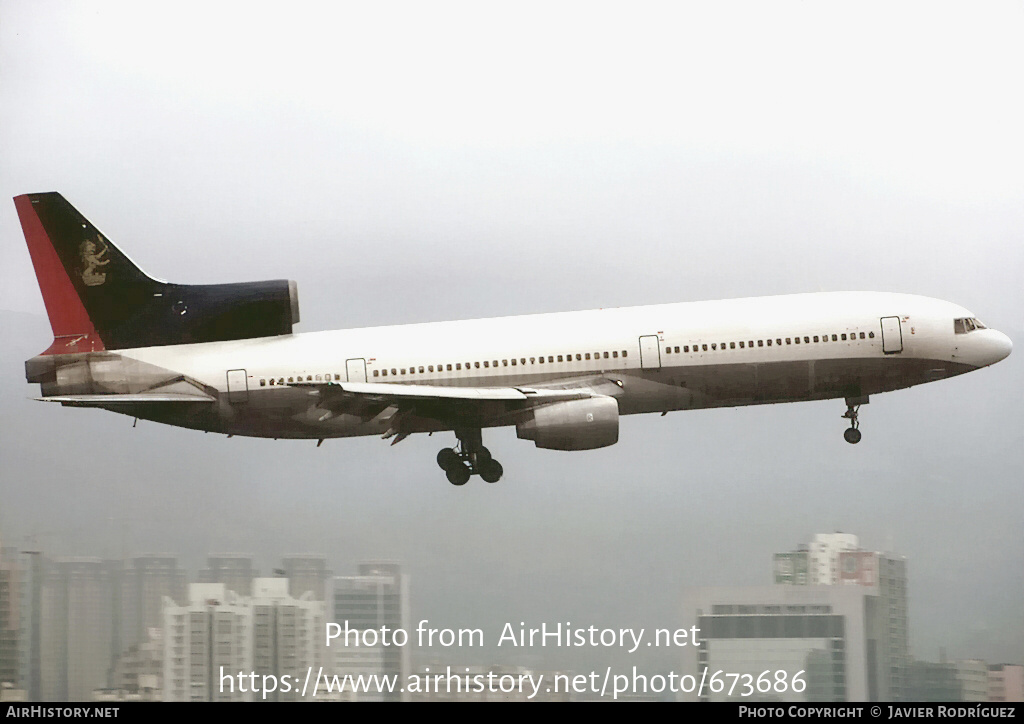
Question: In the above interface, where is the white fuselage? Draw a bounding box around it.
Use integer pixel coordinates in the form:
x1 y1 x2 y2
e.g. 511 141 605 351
107 291 1010 440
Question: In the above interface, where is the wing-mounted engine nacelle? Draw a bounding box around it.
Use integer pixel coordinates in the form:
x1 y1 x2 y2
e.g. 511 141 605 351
516 397 619 451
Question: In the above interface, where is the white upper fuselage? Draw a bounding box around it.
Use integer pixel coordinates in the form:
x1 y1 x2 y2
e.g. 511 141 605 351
109 291 1011 439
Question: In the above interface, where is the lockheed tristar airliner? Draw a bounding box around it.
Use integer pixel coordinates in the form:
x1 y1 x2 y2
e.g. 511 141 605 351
15 193 1012 485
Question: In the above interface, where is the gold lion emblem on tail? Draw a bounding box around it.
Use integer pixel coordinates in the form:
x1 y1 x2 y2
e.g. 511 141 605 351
79 235 110 286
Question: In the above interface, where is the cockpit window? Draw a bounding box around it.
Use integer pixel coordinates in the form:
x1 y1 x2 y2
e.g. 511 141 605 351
954 317 987 334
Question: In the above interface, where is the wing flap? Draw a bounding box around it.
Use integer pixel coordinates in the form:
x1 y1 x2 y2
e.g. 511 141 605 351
296 380 595 402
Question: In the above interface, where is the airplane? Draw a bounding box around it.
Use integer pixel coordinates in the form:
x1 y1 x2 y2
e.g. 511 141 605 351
15 192 1012 486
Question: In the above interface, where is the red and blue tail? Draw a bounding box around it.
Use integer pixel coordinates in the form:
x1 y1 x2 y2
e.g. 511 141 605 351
15 193 300 355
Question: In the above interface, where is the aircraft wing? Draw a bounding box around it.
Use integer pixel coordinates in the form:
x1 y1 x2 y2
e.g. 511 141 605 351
333 381 595 402
293 377 623 440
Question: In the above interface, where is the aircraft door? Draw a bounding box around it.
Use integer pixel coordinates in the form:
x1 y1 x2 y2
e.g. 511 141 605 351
880 317 903 354
639 335 662 369
226 369 249 403
346 358 367 382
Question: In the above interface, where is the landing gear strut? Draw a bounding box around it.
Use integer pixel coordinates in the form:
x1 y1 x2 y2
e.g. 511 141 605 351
842 396 868 444
436 428 503 485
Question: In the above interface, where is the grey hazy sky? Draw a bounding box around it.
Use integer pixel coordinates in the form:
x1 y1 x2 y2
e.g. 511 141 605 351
1 1 1022 670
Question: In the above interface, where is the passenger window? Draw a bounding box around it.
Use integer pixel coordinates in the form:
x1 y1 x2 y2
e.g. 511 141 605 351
373 370 379 377
813 336 819 343
511 359 516 366
760 340 765 347
447 364 453 371
548 356 554 363
794 338 799 344
702 344 708 351
603 352 609 359
484 361 489 368
521 358 526 365
776 339 782 346
419 366 425 373
868 332 875 338
585 353 591 360
456 364 462 370
803 337 809 344
316 374 322 381
539 357 545 364
622 350 628 357
557 355 563 362
666 347 672 354
278 378 284 385
833 334 838 341
576 354 581 361
493 360 498 367
730 342 736 349
401 369 406 375
530 357 536 364
859 333 865 339
612 351 618 358
260 379 266 387
428 365 434 372
711 343 717 350
748 341 753 347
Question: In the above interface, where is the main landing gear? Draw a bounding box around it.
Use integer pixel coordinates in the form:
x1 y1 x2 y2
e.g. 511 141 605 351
436 428 503 486
842 396 868 444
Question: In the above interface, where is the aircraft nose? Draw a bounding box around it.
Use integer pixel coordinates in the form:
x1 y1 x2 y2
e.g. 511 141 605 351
972 329 1012 367
991 330 1012 363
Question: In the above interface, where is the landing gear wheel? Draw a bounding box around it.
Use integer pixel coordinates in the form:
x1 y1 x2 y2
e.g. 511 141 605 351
479 459 503 483
475 446 492 467
437 448 460 471
446 464 471 486
841 396 866 445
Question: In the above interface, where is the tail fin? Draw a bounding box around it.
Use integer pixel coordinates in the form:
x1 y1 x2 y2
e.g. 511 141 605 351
15 193 300 354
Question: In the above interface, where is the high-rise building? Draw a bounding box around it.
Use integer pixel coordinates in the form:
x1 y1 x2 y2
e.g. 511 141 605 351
682 585 877 702
331 562 409 701
0 544 20 687
251 578 323 701
774 533 859 586
774 534 909 701
39 558 114 701
121 555 187 655
162 583 253 702
198 554 258 596
989 664 1024 702
907 659 962 701
162 579 325 702
955 659 990 702
280 555 331 601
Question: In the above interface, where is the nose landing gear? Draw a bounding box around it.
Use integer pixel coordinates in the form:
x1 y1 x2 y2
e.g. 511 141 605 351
842 396 868 444
436 428 503 485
